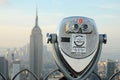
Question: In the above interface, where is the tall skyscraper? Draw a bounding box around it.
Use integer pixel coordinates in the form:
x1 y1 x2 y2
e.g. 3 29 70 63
0 57 9 80
106 59 116 79
11 60 21 80
29 9 43 79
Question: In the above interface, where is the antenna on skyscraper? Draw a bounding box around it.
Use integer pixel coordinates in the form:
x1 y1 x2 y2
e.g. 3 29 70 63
35 0 38 27
35 0 38 11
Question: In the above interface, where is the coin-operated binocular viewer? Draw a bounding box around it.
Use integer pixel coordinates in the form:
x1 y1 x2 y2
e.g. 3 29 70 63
47 16 107 80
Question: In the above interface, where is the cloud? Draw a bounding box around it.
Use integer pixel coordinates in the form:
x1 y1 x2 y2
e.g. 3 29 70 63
0 0 8 4
95 14 120 20
98 3 120 10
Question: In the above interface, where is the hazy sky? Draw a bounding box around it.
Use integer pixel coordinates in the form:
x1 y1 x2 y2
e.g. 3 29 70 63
0 0 120 55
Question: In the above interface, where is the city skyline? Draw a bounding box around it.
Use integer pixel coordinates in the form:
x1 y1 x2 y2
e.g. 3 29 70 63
0 1 120 79
0 0 120 56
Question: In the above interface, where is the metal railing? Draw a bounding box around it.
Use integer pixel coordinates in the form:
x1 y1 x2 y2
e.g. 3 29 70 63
43 69 102 80
0 72 7 80
12 69 39 80
92 71 102 80
43 69 60 80
109 71 120 80
0 69 120 80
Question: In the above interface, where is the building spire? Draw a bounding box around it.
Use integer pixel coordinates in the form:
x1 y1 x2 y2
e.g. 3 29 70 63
35 7 38 27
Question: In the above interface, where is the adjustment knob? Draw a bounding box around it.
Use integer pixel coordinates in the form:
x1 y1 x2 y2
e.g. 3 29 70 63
103 34 107 44
46 33 52 44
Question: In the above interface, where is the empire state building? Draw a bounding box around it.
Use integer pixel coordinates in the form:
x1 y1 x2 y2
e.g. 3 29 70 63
29 10 43 79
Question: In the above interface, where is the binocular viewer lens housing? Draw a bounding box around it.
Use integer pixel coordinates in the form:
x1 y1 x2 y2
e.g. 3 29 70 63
72 24 79 32
58 16 99 59
65 18 93 34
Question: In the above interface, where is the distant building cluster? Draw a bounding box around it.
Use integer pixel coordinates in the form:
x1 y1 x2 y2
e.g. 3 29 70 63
0 57 9 80
97 59 120 80
0 46 29 80
1 48 120 80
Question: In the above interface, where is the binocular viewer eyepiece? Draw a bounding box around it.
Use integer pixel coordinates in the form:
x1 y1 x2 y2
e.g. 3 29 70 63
65 19 92 34
47 16 107 80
